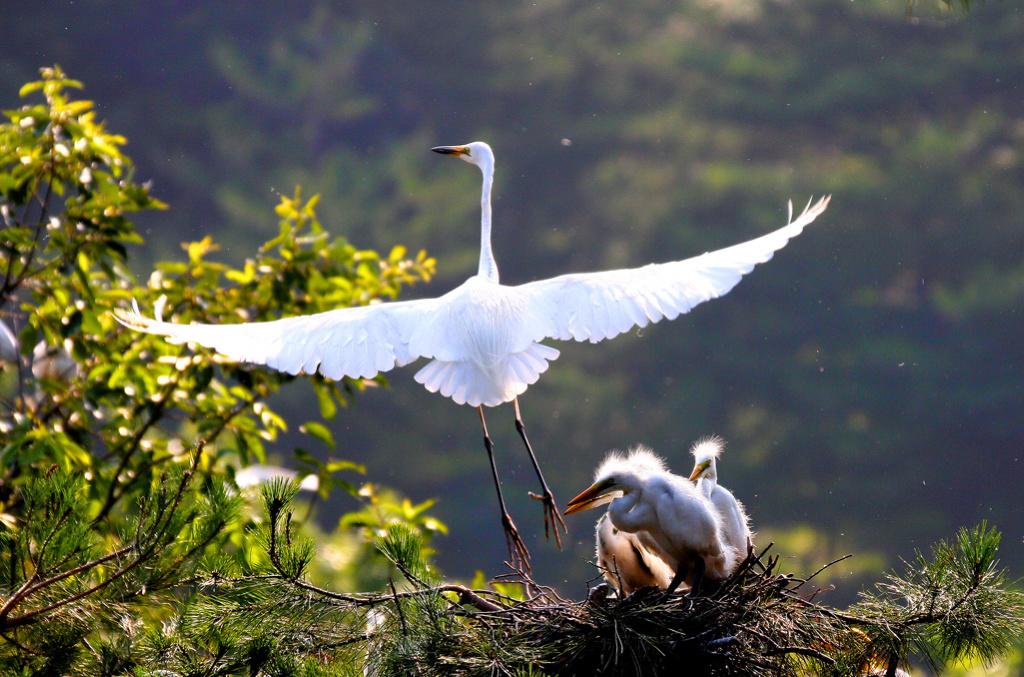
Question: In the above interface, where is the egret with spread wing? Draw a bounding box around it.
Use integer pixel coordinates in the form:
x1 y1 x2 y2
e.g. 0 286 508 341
689 436 752 565
115 141 829 568
566 446 734 594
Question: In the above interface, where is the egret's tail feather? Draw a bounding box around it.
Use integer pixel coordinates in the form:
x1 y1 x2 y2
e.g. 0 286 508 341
415 343 560 407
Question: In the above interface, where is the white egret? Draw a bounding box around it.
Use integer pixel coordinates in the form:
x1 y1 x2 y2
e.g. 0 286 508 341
688 436 752 565
593 449 674 595
115 141 829 567
566 446 735 593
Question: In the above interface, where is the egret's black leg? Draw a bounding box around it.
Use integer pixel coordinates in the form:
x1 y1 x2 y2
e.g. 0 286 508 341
478 406 531 571
666 561 690 595
512 397 567 549
687 557 707 598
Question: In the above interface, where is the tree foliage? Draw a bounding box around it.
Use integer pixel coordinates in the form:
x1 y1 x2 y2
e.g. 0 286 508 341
1 65 434 512
0 68 441 673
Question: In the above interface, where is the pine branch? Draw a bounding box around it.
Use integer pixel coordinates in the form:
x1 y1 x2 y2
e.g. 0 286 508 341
0 447 215 635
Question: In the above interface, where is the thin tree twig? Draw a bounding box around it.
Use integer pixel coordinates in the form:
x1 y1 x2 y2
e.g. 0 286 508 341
389 578 408 636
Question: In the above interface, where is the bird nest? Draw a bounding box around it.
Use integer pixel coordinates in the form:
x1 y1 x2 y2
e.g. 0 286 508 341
368 545 879 677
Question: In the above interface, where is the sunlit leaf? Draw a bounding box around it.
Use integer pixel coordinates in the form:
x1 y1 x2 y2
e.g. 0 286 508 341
300 421 335 449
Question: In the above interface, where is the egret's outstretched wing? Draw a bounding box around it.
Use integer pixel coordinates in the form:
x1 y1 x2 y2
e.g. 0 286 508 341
520 196 830 343
113 297 441 380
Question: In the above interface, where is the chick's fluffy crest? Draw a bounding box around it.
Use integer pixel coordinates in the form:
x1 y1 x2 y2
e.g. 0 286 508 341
690 435 725 463
594 444 669 482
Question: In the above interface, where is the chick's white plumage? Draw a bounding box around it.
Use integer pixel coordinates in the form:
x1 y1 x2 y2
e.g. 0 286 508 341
596 512 674 594
593 449 674 594
567 446 735 591
689 436 752 566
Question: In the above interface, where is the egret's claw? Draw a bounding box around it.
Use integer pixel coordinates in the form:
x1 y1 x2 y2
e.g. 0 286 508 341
529 488 568 549
501 512 531 573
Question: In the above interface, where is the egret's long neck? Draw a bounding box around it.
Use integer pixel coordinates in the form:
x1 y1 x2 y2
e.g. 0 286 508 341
697 465 718 499
698 475 717 499
477 157 499 283
607 483 647 533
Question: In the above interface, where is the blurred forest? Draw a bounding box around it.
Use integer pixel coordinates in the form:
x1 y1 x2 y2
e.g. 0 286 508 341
2 0 1021 604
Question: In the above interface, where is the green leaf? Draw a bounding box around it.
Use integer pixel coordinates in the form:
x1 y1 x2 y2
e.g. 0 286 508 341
19 81 44 97
224 261 256 285
2 226 38 248
61 309 83 337
324 459 365 474
300 421 335 449
293 447 319 468
193 365 214 392
313 381 338 420
63 99 93 116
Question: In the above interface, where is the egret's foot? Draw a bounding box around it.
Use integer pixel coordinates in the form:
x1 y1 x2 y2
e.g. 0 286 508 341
587 582 612 605
687 558 707 598
620 585 663 609
666 563 690 596
501 512 532 573
528 487 567 549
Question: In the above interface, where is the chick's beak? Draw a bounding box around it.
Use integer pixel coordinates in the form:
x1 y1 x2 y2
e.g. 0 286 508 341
431 145 469 156
688 460 710 482
565 477 621 516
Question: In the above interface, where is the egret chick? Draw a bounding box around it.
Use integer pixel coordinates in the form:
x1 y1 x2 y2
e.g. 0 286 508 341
593 449 674 595
689 436 752 567
595 512 674 595
115 141 830 568
567 446 735 593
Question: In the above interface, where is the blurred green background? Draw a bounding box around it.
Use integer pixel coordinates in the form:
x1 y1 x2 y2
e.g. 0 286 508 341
3 0 1021 603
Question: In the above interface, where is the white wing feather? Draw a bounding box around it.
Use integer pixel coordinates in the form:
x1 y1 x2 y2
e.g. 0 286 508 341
114 297 441 380
115 196 828 403
518 196 830 343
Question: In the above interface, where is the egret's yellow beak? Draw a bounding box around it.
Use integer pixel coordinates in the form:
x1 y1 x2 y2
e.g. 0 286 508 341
688 460 711 482
565 477 622 516
431 145 470 157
